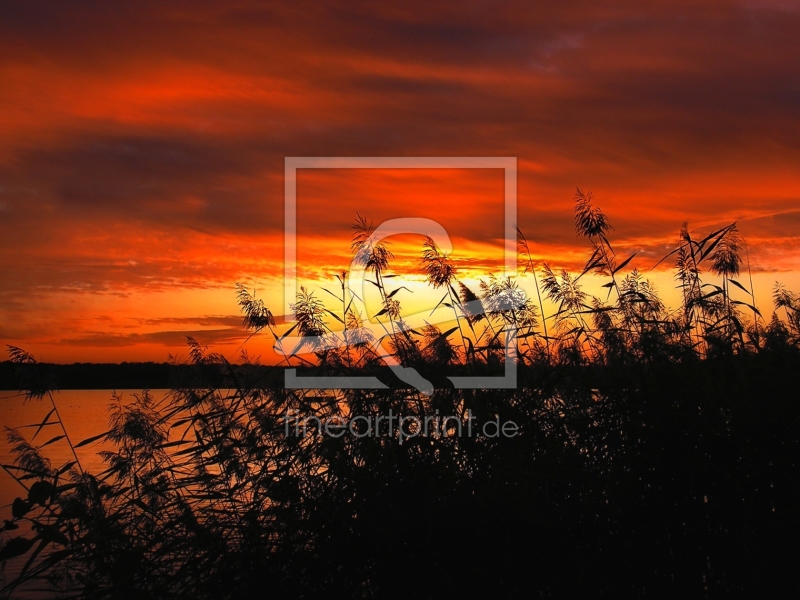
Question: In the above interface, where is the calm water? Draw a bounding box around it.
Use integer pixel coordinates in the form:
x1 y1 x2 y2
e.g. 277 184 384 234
0 389 171 597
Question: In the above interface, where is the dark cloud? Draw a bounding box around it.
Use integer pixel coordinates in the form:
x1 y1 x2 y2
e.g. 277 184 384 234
62 328 246 348
0 134 281 229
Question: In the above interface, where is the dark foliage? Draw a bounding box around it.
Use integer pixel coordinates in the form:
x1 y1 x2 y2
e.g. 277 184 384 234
2 194 799 599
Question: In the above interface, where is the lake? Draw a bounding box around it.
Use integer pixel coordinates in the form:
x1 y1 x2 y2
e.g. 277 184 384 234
0 389 170 597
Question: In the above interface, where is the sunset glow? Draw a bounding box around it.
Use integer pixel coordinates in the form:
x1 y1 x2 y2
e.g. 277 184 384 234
2 1 799 363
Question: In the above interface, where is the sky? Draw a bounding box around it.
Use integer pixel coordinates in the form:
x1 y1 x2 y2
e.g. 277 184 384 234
1 0 799 364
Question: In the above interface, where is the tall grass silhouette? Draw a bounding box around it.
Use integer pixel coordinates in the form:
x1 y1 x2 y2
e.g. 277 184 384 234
2 190 799 598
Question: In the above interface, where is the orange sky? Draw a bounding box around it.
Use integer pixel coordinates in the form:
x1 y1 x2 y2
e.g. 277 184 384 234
1 0 799 364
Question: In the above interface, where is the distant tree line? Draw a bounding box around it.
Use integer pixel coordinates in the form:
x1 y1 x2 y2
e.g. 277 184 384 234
0 362 177 391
